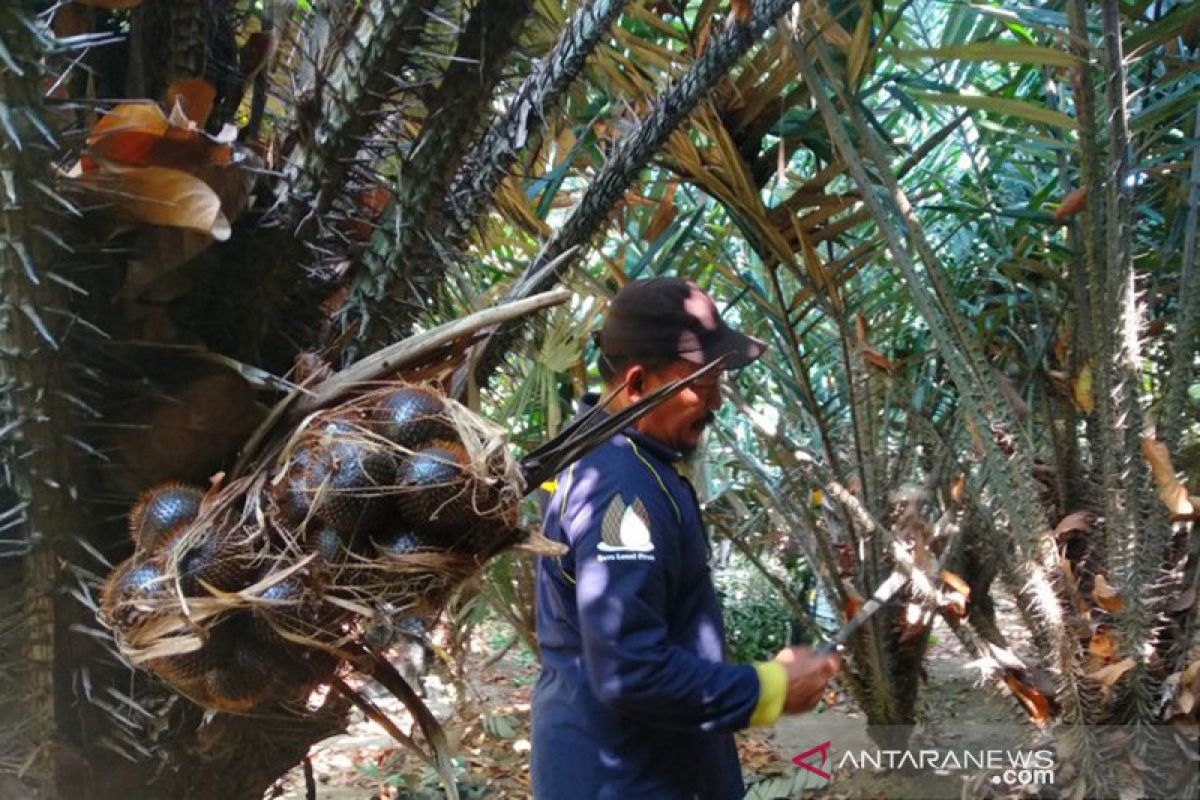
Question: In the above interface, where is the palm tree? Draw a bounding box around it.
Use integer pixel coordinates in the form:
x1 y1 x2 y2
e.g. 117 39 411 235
2 0 1196 797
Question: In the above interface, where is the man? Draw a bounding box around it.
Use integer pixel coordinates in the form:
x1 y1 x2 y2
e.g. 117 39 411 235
531 277 839 799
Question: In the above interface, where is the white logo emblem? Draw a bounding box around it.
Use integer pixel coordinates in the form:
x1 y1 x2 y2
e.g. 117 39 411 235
597 497 655 553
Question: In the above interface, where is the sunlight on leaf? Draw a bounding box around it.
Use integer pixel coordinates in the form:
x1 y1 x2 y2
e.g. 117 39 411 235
1093 574 1124 614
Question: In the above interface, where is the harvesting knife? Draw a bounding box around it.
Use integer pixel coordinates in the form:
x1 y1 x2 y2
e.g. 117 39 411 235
817 570 908 656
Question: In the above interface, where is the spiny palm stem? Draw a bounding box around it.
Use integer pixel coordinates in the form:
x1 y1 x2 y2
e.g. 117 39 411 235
445 0 631 240
1099 0 1170 727
0 3 89 789
785 16 1094 733
352 0 535 354
457 0 799 395
277 0 438 231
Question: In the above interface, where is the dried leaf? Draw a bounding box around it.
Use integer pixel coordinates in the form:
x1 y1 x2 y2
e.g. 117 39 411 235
164 78 216 127
359 186 391 217
1002 672 1051 725
1088 626 1118 660
87 102 231 171
731 0 753 24
950 474 965 504
1089 657 1135 689
1093 574 1125 613
1072 362 1095 414
1054 187 1088 220
1141 437 1195 516
89 103 169 147
1055 510 1093 540
843 588 863 620
861 347 896 371
80 164 230 240
940 570 970 597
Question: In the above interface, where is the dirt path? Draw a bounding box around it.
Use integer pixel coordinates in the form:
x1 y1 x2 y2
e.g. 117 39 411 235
276 599 1039 799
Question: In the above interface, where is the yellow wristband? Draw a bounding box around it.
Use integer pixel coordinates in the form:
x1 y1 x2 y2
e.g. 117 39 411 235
748 661 788 727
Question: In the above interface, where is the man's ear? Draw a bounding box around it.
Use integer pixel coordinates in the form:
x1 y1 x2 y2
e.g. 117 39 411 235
625 365 646 400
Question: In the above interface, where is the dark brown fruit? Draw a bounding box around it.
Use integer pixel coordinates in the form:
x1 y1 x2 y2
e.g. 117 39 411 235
371 386 456 449
101 557 171 628
318 425 396 539
373 530 427 558
202 616 277 711
128 483 203 551
269 441 324 528
278 420 396 541
309 522 347 562
147 632 226 690
252 572 345 644
394 440 476 535
168 527 258 596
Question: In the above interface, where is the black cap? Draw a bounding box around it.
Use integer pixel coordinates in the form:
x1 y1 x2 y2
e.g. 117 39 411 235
597 277 766 370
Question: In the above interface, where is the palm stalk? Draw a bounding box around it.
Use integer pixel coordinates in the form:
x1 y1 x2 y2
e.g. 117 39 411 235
0 3 89 791
352 0 536 352
1159 102 1200 451
445 0 631 240
784 14 1103 753
1097 0 1172 732
276 0 439 231
459 0 799 393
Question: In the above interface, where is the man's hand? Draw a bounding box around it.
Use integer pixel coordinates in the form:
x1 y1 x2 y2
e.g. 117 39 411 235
773 646 840 714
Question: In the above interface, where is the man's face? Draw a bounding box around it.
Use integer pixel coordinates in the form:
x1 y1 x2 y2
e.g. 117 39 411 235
629 359 724 455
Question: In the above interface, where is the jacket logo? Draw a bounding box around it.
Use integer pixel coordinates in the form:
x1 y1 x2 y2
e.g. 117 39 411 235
597 497 654 553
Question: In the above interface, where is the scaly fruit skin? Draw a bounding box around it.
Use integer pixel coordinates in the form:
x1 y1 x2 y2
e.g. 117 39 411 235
394 440 477 536
318 420 396 539
101 557 173 631
128 483 204 551
272 419 396 542
373 530 427 558
371 385 456 449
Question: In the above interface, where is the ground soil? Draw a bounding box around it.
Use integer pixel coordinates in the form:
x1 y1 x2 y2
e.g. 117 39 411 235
274 597 1041 800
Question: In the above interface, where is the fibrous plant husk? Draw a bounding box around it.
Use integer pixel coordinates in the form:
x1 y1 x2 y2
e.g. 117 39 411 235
100 380 537 799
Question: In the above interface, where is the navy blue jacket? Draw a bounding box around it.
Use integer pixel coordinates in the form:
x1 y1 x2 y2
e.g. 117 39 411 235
531 401 760 799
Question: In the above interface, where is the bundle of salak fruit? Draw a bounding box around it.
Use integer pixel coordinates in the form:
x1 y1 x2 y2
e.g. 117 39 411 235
97 291 721 798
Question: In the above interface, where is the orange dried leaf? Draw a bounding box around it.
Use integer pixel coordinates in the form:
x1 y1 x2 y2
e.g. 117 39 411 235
731 0 753 24
81 164 231 240
861 347 896 371
1089 657 1135 689
940 570 970 597
359 186 391 217
950 474 965 504
89 103 169 146
1055 510 1093 540
1054 187 1088 220
1088 627 1118 661
843 590 864 620
855 312 868 344
1093 574 1124 613
1141 437 1194 516
1072 362 1095 414
165 78 217 127
1002 672 1051 726
941 592 968 620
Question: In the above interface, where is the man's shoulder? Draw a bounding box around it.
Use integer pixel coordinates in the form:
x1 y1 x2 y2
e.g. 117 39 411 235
557 435 684 527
